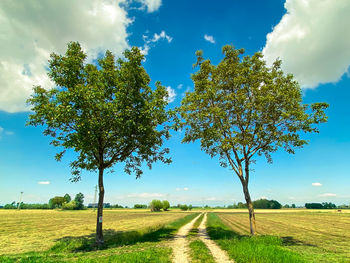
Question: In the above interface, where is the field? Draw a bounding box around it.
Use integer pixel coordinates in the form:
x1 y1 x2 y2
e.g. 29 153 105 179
1 209 349 262
216 210 350 262
0 209 190 255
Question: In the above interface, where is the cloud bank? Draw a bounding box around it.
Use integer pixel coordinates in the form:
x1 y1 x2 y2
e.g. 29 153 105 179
262 0 350 88
0 0 163 113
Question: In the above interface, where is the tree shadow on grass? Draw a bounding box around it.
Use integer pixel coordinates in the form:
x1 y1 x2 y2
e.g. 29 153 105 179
50 226 178 253
281 236 317 247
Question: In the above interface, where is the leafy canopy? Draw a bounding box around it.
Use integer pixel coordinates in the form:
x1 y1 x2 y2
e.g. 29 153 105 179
27 42 171 181
178 45 328 178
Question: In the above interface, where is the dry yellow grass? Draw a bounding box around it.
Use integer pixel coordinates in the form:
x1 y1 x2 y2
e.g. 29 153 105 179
0 209 190 255
217 210 350 262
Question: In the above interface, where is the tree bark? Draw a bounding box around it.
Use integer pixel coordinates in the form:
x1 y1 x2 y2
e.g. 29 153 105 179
241 180 256 235
96 167 105 245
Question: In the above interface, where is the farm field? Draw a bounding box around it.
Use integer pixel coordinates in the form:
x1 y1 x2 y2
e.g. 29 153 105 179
0 209 191 255
1 209 349 262
216 210 350 262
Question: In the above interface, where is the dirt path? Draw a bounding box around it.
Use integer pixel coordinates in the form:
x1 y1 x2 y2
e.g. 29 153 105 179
198 213 234 263
172 213 202 263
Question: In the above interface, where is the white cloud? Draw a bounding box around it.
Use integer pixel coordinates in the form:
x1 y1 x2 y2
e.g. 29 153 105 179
312 182 322 187
262 0 350 88
183 187 189 191
0 126 14 137
204 34 215 44
141 30 173 56
206 197 217 201
127 192 164 198
38 181 50 185
177 84 183 89
136 0 162 13
0 0 131 113
319 193 336 197
260 196 269 199
166 86 176 103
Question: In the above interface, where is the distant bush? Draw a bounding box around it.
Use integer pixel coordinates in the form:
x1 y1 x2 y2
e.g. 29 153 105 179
110 204 124 208
49 196 66 208
134 204 147 209
62 201 77 210
162 200 170 211
180 204 188 211
188 205 193 211
253 199 282 209
150 200 163 212
305 202 336 209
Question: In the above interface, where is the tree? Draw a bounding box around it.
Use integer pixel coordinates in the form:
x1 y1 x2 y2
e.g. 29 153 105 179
177 45 328 235
74 192 85 210
27 42 171 245
150 200 163 211
49 196 66 208
162 200 170 211
64 193 71 203
180 204 188 211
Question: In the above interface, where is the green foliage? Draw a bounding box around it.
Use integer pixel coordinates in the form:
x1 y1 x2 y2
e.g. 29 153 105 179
27 41 171 182
134 204 147 209
188 204 193 211
189 240 216 263
206 213 306 263
178 45 328 168
162 200 170 211
180 204 188 211
253 199 282 209
305 202 336 209
49 196 66 208
150 200 163 212
110 204 124 208
74 192 85 210
62 200 77 210
64 194 71 203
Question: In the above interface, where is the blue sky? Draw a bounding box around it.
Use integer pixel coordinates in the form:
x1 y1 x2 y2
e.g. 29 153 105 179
0 0 349 206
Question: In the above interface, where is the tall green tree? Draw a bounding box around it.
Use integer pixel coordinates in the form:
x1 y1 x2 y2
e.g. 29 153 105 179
178 45 328 235
27 42 171 244
74 192 85 210
63 193 71 203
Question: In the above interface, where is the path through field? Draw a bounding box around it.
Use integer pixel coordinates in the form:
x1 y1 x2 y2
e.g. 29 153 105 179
172 212 234 263
198 213 234 263
172 213 202 262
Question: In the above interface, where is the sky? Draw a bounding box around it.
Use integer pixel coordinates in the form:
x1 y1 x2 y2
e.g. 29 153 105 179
0 0 349 207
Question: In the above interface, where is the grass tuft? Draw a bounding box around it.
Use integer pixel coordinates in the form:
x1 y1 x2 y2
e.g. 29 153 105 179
189 240 215 263
206 213 307 263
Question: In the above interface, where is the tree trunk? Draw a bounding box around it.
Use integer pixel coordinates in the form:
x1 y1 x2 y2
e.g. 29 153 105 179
96 167 105 245
241 181 256 235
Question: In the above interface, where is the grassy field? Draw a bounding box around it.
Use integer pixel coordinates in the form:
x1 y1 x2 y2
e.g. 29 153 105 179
0 209 191 255
216 210 350 262
1 209 349 262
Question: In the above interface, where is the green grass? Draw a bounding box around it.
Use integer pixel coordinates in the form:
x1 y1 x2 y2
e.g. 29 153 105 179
188 213 204 237
189 240 215 263
0 213 199 263
206 213 307 263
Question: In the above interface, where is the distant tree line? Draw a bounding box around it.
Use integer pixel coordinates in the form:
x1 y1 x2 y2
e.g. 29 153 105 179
1 193 85 210
305 202 336 209
227 199 282 209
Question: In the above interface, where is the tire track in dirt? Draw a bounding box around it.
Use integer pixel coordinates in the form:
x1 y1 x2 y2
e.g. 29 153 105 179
198 213 234 263
172 213 202 263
